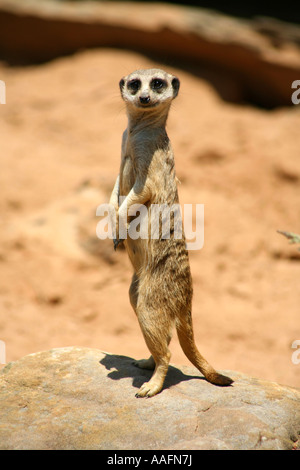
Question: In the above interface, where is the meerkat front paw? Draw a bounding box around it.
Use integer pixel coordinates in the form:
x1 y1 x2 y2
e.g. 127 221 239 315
113 216 128 250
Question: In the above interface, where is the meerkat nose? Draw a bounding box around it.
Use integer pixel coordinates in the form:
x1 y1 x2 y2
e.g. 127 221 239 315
140 96 150 104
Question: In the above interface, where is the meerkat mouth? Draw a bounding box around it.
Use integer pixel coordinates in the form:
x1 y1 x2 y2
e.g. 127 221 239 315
136 101 160 109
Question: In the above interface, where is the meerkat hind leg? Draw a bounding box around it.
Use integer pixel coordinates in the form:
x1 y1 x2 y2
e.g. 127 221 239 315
133 334 172 371
129 275 158 372
135 351 171 398
135 310 172 398
133 355 156 370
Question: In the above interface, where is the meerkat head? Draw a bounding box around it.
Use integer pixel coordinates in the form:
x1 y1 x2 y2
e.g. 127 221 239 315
119 68 180 112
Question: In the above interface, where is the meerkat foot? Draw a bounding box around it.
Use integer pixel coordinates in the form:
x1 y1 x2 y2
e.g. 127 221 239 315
135 380 163 398
135 355 169 397
133 356 156 370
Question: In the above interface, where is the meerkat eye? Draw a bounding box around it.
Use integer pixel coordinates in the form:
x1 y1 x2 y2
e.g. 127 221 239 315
151 78 166 91
127 79 141 93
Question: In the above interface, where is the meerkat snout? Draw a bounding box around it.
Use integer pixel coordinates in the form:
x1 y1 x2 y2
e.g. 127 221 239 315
139 95 150 105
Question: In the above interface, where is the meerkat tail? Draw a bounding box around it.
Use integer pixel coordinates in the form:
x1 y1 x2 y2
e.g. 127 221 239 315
176 313 233 386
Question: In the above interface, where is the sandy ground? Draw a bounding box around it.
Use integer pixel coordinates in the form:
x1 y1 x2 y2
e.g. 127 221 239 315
0 48 299 388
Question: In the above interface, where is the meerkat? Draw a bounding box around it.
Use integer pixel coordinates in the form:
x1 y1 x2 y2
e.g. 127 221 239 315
109 68 233 397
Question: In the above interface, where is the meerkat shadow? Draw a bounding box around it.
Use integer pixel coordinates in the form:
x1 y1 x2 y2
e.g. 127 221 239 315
99 352 207 392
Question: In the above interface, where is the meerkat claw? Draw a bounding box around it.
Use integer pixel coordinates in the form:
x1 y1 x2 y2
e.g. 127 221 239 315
113 238 124 251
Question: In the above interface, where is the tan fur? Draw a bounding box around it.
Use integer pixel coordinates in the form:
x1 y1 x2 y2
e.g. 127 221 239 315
109 68 233 397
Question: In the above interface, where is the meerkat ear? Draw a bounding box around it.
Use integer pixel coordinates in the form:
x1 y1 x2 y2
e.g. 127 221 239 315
171 77 180 98
119 78 125 92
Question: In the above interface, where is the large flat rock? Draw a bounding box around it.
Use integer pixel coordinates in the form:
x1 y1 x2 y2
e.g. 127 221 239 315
0 347 299 450
0 0 299 106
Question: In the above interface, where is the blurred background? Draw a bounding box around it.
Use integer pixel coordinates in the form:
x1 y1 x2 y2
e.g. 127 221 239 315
0 0 299 388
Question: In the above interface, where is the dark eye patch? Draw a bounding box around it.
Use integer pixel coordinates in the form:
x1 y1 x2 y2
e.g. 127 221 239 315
151 78 167 91
127 79 141 93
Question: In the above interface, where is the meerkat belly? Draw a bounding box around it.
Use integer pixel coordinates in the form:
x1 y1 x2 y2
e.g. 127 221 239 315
125 237 148 273
119 155 146 272
126 199 151 272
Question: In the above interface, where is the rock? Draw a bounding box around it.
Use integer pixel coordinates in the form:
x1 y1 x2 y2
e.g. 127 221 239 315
0 0 299 107
0 347 299 450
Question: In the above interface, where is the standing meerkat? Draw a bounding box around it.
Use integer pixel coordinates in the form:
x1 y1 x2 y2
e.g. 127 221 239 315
109 68 233 397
